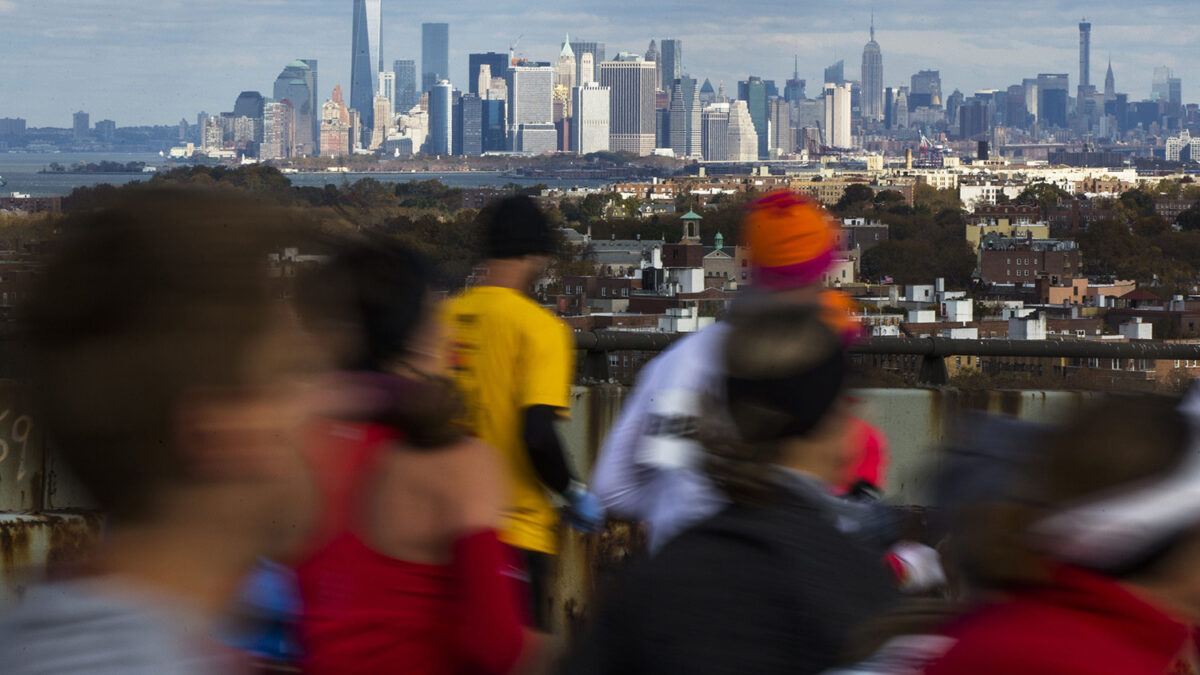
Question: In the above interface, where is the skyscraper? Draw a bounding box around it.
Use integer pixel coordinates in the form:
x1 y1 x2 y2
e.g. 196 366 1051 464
570 40 606 84
1151 66 1171 102
823 83 852 148
320 85 352 158
726 100 758 162
738 76 768 159
701 103 729 161
469 52 507 95
573 82 610 155
371 95 391 149
645 40 661 92
261 100 293 160
1006 84 1028 128
1078 21 1094 105
1168 77 1183 117
456 92 483 156
599 56 657 156
660 39 682 92
668 77 701 158
394 60 417 112
785 57 806 102
427 80 453 154
557 36 577 92
507 65 555 154
768 98 791 154
824 60 845 86
861 17 884 122
273 60 318 156
422 23 450 93
910 70 942 109
579 53 595 85
351 0 382 132
379 71 396 111
1037 73 1069 128
73 111 89 141
1104 58 1116 102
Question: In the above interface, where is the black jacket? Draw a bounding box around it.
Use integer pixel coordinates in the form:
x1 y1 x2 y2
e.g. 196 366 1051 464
567 486 899 675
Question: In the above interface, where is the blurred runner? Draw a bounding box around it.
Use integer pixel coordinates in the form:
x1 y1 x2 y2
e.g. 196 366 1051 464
592 190 879 553
0 190 325 674
292 239 538 675
570 303 898 675
441 195 603 629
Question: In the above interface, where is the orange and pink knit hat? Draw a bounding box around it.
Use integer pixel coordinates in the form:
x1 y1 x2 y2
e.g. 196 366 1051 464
741 190 839 291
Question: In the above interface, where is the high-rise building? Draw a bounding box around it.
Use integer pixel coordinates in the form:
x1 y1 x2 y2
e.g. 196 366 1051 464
1078 21 1091 97
393 60 418 113
273 60 318 156
201 117 223 152
660 39 682 93
556 36 577 92
319 85 352 158
1104 59 1116 102
644 40 661 92
573 82 610 155
959 98 988 140
455 92 482 156
599 56 657 155
861 17 884 122
507 65 555 154
726 100 758 162
785 56 806 102
73 111 89 141
1168 77 1183 118
701 103 729 161
95 119 116 142
579 53 595 86
738 76 768 159
1022 77 1039 123
422 23 450 93
1006 84 1028 129
233 91 265 120
1037 73 1069 128
261 100 293 160
910 70 942 109
824 60 845 86
700 79 717 106
668 77 701 158
482 98 507 152
1151 66 1171 102
351 0 382 132
371 95 391 149
469 52 507 95
427 80 453 154
768 98 791 155
823 82 852 148
570 40 606 84
379 71 396 110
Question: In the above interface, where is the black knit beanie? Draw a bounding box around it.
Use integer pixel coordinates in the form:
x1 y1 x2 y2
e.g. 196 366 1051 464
484 195 556 259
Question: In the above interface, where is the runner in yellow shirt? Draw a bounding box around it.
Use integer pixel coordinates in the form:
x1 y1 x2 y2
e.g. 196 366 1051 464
441 195 603 628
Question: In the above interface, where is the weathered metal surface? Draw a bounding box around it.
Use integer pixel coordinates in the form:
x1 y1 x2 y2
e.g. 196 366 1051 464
0 512 104 603
576 331 1200 359
0 380 46 512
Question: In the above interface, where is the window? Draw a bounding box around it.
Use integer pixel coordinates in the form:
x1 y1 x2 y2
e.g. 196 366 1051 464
621 288 629 297
576 285 583 294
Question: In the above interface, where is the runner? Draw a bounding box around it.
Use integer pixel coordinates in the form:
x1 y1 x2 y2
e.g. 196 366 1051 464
441 195 603 629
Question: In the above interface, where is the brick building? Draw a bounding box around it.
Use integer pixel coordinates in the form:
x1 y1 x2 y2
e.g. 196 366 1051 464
979 235 1082 284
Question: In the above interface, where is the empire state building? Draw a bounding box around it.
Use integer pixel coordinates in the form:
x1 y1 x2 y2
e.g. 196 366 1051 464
861 17 884 122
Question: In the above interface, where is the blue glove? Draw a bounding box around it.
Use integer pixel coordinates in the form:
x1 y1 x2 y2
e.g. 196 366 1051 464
563 480 605 534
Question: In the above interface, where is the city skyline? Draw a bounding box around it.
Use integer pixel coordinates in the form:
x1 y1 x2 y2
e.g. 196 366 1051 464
2 0 1198 127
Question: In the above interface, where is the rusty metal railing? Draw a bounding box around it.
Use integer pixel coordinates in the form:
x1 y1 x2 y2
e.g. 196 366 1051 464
575 331 1200 384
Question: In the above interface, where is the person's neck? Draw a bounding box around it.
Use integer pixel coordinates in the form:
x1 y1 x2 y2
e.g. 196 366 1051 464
97 512 261 619
479 259 531 291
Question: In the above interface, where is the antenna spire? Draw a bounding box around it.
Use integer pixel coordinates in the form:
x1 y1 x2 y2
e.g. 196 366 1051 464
870 11 875 41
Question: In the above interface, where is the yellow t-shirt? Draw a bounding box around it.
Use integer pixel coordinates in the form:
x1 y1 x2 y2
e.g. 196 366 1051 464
440 286 575 555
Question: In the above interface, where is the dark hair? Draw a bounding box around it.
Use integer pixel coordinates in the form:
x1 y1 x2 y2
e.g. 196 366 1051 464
22 189 294 522
296 236 429 372
703 303 847 506
296 237 465 448
482 195 556 260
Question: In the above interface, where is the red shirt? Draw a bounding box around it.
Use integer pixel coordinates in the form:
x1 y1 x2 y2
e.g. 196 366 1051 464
925 566 1194 675
294 422 527 675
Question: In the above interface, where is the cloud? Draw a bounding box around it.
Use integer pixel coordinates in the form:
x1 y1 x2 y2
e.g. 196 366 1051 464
2 0 1199 126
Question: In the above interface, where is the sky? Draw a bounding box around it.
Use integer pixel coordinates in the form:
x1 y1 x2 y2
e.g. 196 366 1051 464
2 0 1199 127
